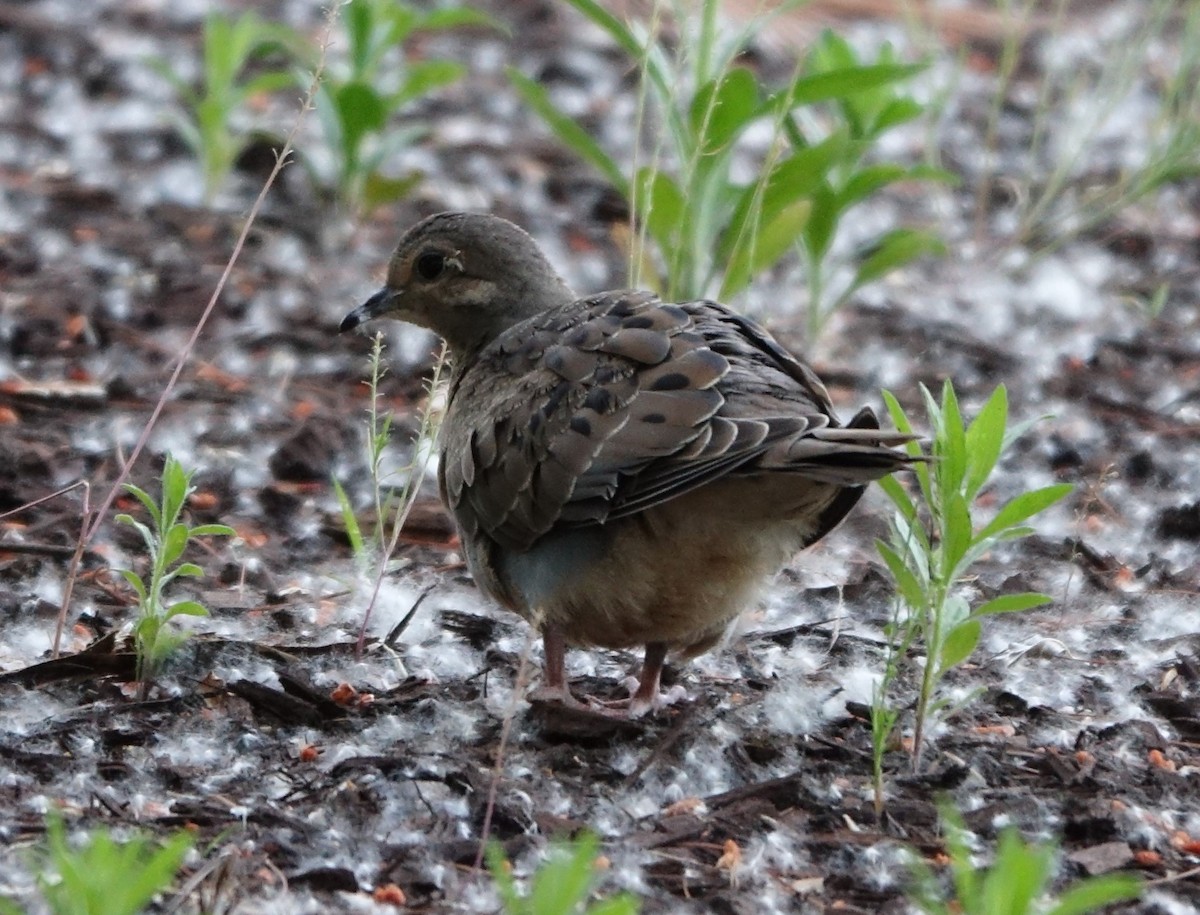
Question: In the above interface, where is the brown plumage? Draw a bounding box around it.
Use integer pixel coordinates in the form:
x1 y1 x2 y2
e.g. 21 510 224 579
341 212 918 715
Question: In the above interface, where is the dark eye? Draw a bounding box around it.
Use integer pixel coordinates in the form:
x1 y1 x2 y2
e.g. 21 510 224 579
415 252 446 281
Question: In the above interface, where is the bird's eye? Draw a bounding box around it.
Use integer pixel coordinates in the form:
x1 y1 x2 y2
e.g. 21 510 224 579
415 252 446 281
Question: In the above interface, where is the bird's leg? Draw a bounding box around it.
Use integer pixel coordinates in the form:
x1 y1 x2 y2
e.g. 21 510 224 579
527 624 584 707
626 641 686 718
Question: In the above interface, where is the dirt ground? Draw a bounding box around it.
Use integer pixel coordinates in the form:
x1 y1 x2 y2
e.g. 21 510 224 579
1 0 1198 912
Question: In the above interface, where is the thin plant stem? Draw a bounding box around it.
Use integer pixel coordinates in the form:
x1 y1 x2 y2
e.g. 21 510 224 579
44 4 341 657
355 342 449 656
972 0 1036 248
472 623 537 874
0 481 91 659
84 3 341 546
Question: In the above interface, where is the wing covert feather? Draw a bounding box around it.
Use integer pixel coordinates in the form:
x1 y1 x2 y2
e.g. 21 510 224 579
439 291 910 552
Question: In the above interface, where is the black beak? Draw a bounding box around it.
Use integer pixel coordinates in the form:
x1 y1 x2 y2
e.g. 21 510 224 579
340 287 396 333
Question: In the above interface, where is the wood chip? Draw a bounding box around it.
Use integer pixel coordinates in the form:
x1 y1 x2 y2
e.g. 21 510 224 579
1067 841 1134 876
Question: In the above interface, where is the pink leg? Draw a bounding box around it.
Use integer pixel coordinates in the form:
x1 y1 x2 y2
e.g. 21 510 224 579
527 625 583 707
627 641 688 718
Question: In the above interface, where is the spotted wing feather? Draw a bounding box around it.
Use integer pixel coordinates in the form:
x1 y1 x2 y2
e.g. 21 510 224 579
441 291 915 553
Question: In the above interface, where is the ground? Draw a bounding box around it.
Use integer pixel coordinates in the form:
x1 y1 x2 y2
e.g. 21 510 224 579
0 0 1198 913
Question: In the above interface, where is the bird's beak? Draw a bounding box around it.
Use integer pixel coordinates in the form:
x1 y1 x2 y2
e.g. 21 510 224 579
340 287 399 333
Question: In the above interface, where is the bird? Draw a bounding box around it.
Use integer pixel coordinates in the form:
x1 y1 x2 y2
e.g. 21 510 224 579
341 211 919 716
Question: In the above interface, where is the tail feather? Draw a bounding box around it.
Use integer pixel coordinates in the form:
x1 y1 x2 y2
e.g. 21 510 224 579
769 407 926 485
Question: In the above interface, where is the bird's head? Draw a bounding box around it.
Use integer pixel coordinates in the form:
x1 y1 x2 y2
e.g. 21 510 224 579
340 212 575 357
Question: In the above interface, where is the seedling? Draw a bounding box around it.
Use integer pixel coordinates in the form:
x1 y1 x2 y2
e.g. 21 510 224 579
0 813 193 915
335 334 448 651
306 0 494 212
978 0 1200 255
871 383 1071 795
907 805 1141 915
511 3 950 337
153 11 301 202
487 833 639 915
115 455 234 687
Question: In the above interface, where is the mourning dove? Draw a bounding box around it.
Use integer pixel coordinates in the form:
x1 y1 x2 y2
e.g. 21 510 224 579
342 212 918 715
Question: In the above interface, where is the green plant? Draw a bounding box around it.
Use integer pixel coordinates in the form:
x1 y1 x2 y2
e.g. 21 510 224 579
336 333 448 569
1122 282 1171 322
0 813 193 915
487 833 639 915
334 330 400 570
307 0 493 212
789 32 951 337
908 805 1141 915
335 336 449 651
978 0 1200 253
871 383 1072 789
511 3 949 337
116 455 234 686
153 11 300 202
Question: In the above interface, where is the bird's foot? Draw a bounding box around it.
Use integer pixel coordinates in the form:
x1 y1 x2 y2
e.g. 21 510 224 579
623 678 687 718
527 682 587 709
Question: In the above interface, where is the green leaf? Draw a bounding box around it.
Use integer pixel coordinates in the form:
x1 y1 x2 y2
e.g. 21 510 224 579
1001 412 1046 451
935 379 966 506
134 614 161 642
160 456 192 528
170 562 205 579
418 8 501 34
529 835 600 915
719 134 844 262
889 503 933 569
507 68 627 193
336 81 387 160
780 63 924 108
963 385 1008 500
939 491 972 580
118 569 148 603
976 484 1073 543
190 523 236 537
690 67 758 155
936 806 982 908
918 383 943 444
587 894 641 915
162 522 191 568
118 517 159 564
973 592 1052 616
801 184 841 263
202 13 235 94
240 69 296 98
559 0 645 61
808 29 857 72
838 164 908 208
122 484 162 531
392 59 465 107
881 389 915 436
363 170 422 210
873 96 925 132
1045 874 1143 915
333 477 366 561
720 199 810 299
938 618 980 675
877 540 927 610
876 472 916 519
345 0 376 78
38 814 194 915
165 600 209 620
848 228 946 293
980 830 1052 914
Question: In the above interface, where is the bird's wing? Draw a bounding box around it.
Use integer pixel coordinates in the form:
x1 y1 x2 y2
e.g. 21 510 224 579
441 291 911 552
